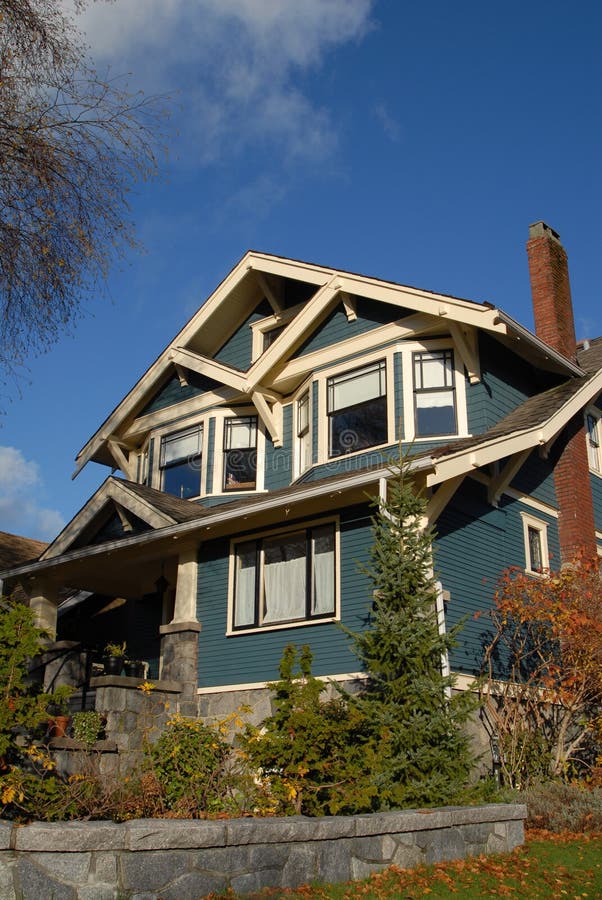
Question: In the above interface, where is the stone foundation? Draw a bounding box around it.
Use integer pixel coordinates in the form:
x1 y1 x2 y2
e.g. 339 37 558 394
0 803 526 899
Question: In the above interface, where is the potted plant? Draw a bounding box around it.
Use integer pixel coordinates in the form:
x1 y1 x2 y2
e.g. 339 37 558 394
103 641 127 676
71 710 104 746
123 659 146 679
47 685 74 738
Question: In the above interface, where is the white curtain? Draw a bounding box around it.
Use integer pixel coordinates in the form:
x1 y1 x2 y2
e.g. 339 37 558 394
263 533 306 622
234 543 256 627
162 427 201 464
312 525 334 615
415 390 454 410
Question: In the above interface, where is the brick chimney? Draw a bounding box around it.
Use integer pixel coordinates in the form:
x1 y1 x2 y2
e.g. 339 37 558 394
526 221 596 562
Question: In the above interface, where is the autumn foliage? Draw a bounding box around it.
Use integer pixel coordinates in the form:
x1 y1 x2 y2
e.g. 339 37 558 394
480 551 602 786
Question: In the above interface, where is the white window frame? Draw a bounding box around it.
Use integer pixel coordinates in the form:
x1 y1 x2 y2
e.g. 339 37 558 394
520 512 549 575
210 407 266 496
316 348 396 464
227 517 340 635
250 304 305 362
400 338 468 442
585 408 601 474
152 417 208 499
293 382 313 479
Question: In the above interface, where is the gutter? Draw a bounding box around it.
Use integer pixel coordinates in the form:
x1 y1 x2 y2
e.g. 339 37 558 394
0 456 435 580
494 310 584 377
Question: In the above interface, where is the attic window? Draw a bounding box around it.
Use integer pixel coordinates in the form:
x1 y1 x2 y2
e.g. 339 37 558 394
160 426 202 499
263 324 286 352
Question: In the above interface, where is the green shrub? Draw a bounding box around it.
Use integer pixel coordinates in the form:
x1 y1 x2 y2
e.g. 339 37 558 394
71 711 104 746
145 714 245 816
523 781 602 833
240 644 377 816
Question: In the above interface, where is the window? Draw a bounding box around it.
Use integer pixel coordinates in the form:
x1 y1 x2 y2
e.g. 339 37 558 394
160 426 202 498
327 360 387 457
232 522 336 630
521 512 549 574
263 324 286 352
296 391 311 474
413 350 457 436
223 416 258 491
586 412 601 472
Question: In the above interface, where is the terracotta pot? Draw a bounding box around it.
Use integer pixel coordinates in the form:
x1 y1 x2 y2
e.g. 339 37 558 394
48 715 70 738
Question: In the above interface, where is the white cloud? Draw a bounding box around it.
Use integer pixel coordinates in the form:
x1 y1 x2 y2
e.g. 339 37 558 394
373 102 402 143
64 0 374 165
0 446 65 541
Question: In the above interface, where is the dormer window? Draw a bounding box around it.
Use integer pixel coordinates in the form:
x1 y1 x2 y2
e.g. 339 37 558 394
223 416 258 491
160 426 202 499
413 350 457 436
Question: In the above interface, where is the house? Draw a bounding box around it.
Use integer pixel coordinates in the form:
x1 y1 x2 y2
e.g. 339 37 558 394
2 221 601 745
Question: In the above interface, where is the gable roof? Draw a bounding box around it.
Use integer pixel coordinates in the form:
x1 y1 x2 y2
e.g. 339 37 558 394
72 250 585 480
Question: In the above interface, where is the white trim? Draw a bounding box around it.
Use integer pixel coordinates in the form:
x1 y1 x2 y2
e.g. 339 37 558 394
196 670 366 695
292 379 313 480
400 338 468 442
226 516 340 636
249 303 305 362
520 511 550 575
211 407 265 496
585 406 602 475
151 416 208 498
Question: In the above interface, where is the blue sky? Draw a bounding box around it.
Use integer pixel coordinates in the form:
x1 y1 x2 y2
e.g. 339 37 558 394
1 0 601 541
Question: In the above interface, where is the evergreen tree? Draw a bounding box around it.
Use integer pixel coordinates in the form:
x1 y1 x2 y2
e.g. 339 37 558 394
350 455 476 809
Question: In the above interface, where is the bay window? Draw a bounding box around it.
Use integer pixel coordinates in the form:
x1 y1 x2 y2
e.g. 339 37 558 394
296 391 311 474
232 522 336 630
327 360 387 457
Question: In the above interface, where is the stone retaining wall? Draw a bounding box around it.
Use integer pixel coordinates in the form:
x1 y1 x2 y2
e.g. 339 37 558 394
0 803 526 899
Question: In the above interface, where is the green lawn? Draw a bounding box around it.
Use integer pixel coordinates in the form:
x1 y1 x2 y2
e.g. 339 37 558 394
218 833 602 899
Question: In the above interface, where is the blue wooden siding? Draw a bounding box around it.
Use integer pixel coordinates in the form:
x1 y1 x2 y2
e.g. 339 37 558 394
196 504 374 688
265 405 293 490
292 298 408 359
394 352 404 439
434 477 559 676
510 449 557 508
214 300 272 371
466 334 561 435
140 371 219 417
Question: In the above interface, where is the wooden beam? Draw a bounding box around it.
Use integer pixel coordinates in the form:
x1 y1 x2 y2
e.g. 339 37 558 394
340 292 357 322
252 391 283 447
425 475 465 524
175 364 189 387
449 323 481 384
107 440 136 480
487 449 531 506
256 272 284 315
171 348 248 393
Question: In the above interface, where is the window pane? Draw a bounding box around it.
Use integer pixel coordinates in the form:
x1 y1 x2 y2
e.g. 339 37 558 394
330 394 388 456
297 393 309 434
312 525 335 615
162 459 199 498
161 427 201 465
225 417 257 449
528 526 543 571
263 533 306 623
587 414 600 470
224 417 257 490
234 542 256 627
328 362 385 413
415 391 456 436
414 351 453 389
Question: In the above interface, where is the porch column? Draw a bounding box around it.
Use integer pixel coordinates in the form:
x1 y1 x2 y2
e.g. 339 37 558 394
159 545 201 716
27 578 59 641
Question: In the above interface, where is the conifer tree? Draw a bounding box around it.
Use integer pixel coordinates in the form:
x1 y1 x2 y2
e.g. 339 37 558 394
351 456 475 809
